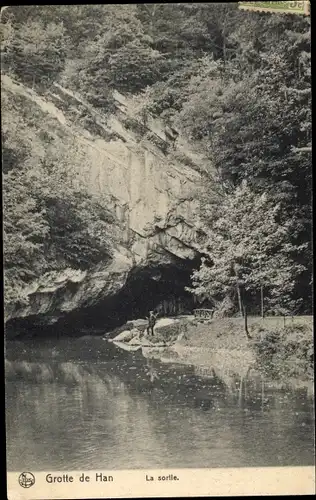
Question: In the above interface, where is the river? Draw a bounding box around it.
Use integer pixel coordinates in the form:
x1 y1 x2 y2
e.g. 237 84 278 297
5 336 315 471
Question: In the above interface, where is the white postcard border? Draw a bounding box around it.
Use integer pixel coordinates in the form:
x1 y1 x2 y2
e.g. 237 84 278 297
7 466 316 499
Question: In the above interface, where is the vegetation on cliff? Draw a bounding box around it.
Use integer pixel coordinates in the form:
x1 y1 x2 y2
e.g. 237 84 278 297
1 4 312 318
2 86 115 309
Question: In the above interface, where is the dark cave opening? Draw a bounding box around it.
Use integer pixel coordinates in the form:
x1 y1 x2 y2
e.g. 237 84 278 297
6 257 202 339
58 257 200 335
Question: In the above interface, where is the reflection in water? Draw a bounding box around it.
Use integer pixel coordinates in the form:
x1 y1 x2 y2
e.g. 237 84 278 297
5 338 315 471
145 359 160 383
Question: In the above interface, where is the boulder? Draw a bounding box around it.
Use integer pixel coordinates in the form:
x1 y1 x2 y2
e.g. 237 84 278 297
155 318 179 328
126 319 148 329
112 328 136 342
128 328 141 345
154 321 182 339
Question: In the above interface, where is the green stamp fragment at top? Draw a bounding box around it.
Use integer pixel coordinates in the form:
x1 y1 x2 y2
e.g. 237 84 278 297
238 1 309 14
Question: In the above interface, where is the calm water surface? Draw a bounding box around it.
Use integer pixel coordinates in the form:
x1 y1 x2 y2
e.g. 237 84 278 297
5 337 315 470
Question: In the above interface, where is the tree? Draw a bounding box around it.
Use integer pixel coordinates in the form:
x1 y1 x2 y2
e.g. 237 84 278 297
3 169 49 309
187 182 306 325
133 56 218 124
175 15 311 314
3 19 67 86
2 84 116 313
59 5 166 104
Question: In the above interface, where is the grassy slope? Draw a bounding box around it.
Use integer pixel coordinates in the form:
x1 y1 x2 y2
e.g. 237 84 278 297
152 316 314 385
178 316 313 348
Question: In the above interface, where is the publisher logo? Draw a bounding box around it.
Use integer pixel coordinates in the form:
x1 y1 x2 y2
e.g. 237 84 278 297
18 472 35 488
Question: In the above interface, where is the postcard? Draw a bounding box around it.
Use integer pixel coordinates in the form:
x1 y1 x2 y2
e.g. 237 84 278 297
2 3 314 498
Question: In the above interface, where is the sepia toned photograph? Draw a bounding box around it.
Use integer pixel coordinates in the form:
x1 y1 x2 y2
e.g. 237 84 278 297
2 3 314 498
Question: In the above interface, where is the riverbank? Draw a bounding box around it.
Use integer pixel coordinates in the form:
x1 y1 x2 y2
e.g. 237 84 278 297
111 315 314 392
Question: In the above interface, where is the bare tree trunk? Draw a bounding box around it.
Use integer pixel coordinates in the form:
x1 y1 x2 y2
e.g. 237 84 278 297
222 35 227 67
221 9 228 67
238 376 243 407
298 58 301 80
258 236 264 319
243 304 252 339
237 284 243 317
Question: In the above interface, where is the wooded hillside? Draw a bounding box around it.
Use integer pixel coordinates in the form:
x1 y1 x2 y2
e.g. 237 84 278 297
1 4 312 316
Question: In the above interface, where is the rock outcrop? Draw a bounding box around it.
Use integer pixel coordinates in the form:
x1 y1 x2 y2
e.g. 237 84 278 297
3 74 208 327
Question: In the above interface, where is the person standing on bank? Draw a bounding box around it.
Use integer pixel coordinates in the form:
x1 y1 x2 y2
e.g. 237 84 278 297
146 310 158 337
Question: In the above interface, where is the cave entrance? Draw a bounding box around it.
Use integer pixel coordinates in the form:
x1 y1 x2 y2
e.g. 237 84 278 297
6 257 201 339
56 257 200 335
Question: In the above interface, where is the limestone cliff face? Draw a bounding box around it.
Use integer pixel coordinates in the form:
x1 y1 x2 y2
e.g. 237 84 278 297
3 75 207 326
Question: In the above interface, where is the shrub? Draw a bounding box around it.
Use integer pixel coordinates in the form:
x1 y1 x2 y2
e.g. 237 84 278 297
253 324 313 380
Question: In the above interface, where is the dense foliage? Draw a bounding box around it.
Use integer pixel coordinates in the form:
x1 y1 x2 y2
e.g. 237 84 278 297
1 4 311 316
2 89 114 309
187 182 306 316
254 324 314 380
